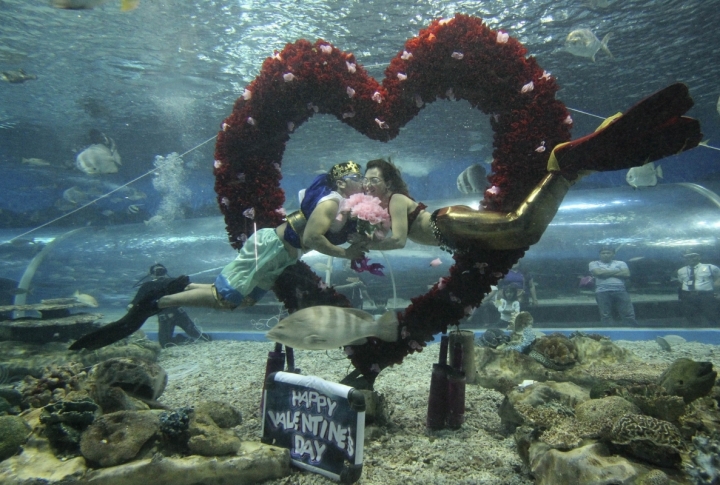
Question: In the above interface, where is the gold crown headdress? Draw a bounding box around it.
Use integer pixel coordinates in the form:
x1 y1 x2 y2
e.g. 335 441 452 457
330 161 361 180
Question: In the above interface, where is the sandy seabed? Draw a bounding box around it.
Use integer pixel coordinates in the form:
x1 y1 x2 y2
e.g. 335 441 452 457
157 338 720 485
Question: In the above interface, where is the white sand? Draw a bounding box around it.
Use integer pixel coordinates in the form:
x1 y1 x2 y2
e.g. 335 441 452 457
157 337 720 485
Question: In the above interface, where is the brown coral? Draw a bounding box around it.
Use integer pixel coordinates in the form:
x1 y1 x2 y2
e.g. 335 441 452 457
608 413 685 468
511 311 533 332
18 363 86 408
532 333 579 367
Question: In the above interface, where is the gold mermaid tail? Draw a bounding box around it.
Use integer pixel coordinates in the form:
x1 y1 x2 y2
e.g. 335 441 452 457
432 173 571 251
432 83 703 251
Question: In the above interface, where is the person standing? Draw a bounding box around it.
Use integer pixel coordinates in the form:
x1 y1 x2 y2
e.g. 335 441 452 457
589 246 637 326
677 251 720 326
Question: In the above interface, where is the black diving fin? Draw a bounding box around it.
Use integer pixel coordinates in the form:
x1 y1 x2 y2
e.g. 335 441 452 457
69 275 190 351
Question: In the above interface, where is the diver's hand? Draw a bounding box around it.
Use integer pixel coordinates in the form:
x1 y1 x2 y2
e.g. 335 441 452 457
344 243 366 261
347 232 370 245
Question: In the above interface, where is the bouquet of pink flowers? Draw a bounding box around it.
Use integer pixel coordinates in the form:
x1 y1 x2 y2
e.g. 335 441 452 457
339 193 390 239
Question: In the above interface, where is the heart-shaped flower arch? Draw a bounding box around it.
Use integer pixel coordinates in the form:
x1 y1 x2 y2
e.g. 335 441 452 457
214 14 701 383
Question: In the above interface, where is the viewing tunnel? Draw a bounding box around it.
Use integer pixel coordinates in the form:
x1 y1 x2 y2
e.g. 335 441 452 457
2 182 720 330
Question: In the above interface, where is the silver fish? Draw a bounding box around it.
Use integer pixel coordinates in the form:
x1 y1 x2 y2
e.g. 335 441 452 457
63 186 87 204
266 306 398 350
1 69 37 84
456 163 487 194
76 139 122 175
655 336 671 352
21 157 50 166
563 29 612 62
626 162 662 188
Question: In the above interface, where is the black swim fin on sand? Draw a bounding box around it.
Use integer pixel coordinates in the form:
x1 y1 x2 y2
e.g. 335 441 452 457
69 275 190 351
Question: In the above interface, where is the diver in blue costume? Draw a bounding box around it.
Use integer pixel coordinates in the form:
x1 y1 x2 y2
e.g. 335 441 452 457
70 161 366 351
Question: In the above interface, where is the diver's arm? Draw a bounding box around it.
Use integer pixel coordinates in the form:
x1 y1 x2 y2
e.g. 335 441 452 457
365 196 410 251
303 199 364 260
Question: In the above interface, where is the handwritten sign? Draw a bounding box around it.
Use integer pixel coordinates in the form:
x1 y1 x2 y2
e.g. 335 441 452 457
262 372 365 483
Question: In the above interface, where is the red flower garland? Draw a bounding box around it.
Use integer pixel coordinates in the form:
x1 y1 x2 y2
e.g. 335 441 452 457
214 14 571 383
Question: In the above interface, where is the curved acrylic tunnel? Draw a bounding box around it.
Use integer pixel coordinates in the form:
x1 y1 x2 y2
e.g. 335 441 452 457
1 182 718 321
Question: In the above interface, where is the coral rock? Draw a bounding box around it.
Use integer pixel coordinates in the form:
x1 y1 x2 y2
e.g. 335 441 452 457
608 414 685 468
90 357 168 402
80 410 160 467
39 397 98 451
529 441 642 485
574 396 640 438
531 333 579 370
187 411 241 456
0 415 30 461
194 401 242 429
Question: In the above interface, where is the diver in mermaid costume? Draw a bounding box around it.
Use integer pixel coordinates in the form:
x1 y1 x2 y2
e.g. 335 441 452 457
70 161 367 351
342 83 703 388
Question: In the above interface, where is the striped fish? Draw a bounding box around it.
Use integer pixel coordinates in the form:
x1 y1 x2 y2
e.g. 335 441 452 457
266 305 398 350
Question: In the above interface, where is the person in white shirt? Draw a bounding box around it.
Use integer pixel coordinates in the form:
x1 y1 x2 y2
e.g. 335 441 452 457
589 246 637 326
677 251 720 326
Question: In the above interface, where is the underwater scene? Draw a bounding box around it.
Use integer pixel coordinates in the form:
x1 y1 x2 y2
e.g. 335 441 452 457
1 0 720 484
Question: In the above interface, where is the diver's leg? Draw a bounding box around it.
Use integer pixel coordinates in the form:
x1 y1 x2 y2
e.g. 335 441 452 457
157 313 174 347
159 287 221 309
174 308 204 340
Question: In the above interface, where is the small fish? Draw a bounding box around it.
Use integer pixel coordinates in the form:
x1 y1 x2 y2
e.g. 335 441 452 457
22 157 50 166
3 287 31 296
468 143 485 152
563 29 612 62
626 162 662 188
101 210 114 217
662 334 686 345
127 204 143 214
429 258 443 267
266 306 398 350
1 69 37 84
456 163 487 194
346 277 360 283
73 290 98 307
76 138 121 175
628 257 645 262
51 0 139 10
63 186 87 204
54 198 77 212
123 188 147 201
655 336 671 352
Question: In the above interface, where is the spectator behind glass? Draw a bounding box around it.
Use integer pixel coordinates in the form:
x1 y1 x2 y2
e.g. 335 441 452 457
677 251 720 326
494 283 521 327
589 246 637 326
498 262 538 307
